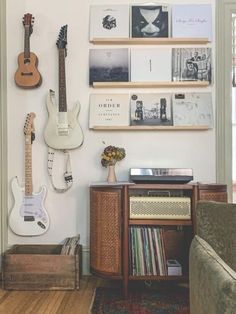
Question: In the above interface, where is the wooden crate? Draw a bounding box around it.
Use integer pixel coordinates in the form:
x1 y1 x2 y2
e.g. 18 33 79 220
2 244 81 290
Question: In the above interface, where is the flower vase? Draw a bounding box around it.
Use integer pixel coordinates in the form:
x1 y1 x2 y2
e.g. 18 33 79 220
107 165 117 183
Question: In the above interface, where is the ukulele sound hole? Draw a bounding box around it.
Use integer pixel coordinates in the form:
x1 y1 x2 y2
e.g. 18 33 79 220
24 58 30 65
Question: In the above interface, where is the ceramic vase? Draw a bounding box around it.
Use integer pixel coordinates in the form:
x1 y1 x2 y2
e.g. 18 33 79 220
107 165 117 183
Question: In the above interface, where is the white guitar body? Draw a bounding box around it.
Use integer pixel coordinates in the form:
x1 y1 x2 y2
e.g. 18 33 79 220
9 176 49 236
44 91 84 150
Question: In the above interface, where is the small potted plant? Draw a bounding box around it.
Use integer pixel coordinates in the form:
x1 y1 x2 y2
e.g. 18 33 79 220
101 145 126 183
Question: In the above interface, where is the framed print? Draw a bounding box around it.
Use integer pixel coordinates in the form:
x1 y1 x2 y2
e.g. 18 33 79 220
172 92 213 127
131 5 169 38
89 93 130 127
172 48 212 83
89 48 129 85
89 5 130 40
130 93 173 126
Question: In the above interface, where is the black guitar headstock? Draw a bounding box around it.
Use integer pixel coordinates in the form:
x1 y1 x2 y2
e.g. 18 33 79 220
22 13 34 35
56 25 68 56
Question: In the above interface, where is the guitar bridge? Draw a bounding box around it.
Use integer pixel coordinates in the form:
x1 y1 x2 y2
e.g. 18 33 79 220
21 72 33 76
24 216 35 221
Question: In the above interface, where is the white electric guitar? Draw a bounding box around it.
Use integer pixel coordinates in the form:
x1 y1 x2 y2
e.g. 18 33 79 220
9 113 49 236
44 25 83 150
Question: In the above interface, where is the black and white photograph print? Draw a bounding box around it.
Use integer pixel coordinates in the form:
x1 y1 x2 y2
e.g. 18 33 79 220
130 93 173 126
131 5 169 38
89 48 129 85
89 5 130 40
172 48 212 83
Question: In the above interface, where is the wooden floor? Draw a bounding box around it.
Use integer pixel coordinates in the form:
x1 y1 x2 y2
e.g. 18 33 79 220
0 276 110 314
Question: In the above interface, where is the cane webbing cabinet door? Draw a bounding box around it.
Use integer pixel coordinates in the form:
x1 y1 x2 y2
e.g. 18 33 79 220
197 183 228 202
90 187 122 277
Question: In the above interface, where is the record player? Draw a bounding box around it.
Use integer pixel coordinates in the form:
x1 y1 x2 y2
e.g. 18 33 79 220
130 168 193 184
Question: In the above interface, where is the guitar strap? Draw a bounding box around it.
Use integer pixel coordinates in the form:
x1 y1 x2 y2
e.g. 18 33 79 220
47 147 73 193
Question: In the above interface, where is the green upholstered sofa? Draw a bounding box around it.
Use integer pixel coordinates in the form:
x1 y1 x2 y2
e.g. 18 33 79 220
189 201 236 314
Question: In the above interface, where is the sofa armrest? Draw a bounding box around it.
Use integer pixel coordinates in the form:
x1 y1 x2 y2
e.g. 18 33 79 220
190 236 236 314
196 201 236 271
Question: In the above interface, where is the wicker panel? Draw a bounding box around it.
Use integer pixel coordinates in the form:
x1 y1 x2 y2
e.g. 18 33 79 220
199 191 228 203
90 189 121 275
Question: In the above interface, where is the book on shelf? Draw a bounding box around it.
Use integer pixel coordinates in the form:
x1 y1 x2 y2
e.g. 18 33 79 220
89 48 129 85
130 93 173 126
172 48 212 83
89 93 130 127
89 5 130 40
172 92 213 127
130 48 172 82
131 4 169 38
172 4 212 41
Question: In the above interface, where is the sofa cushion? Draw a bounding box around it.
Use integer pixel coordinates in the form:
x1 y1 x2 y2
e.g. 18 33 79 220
196 201 236 271
190 235 236 314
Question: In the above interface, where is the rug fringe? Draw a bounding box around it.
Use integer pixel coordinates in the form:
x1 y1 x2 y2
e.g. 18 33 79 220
89 287 97 314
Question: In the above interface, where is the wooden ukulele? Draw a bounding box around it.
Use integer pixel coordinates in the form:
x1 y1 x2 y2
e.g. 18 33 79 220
14 13 42 89
44 25 83 150
9 113 49 236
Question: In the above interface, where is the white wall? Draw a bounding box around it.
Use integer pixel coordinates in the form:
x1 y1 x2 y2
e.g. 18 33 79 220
6 0 216 265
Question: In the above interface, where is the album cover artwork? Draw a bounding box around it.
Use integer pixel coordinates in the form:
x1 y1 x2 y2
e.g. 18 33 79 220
89 48 129 85
172 48 212 83
130 93 173 126
172 4 212 40
89 5 130 40
130 48 171 82
172 93 213 127
131 5 169 38
89 93 130 127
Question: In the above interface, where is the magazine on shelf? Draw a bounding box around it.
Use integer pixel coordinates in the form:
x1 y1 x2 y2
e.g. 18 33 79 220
172 4 212 41
130 48 172 82
172 48 212 83
130 93 173 126
89 93 130 127
89 48 129 85
131 4 169 38
89 5 130 40
172 92 213 127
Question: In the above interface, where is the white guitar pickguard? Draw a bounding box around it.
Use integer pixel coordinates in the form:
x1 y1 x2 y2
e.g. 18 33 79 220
44 90 84 150
9 177 49 236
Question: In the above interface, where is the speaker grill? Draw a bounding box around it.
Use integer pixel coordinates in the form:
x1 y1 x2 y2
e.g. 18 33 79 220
129 196 191 219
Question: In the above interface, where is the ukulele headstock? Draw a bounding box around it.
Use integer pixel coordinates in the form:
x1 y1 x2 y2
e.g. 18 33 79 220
56 25 68 56
22 13 34 35
24 112 36 143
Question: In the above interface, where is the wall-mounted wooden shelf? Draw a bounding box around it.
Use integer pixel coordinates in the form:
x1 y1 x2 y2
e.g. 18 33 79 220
90 37 210 45
92 81 209 88
90 125 210 131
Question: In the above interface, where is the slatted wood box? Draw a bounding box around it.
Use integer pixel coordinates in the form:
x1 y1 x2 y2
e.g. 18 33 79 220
2 244 81 290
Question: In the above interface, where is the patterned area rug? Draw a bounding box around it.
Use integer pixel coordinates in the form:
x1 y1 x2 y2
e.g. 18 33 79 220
90 284 189 314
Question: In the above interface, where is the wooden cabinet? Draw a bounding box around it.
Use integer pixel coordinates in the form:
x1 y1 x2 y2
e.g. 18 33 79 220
90 182 227 296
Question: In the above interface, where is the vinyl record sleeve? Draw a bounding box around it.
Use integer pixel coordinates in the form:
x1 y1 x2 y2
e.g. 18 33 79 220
90 5 130 40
